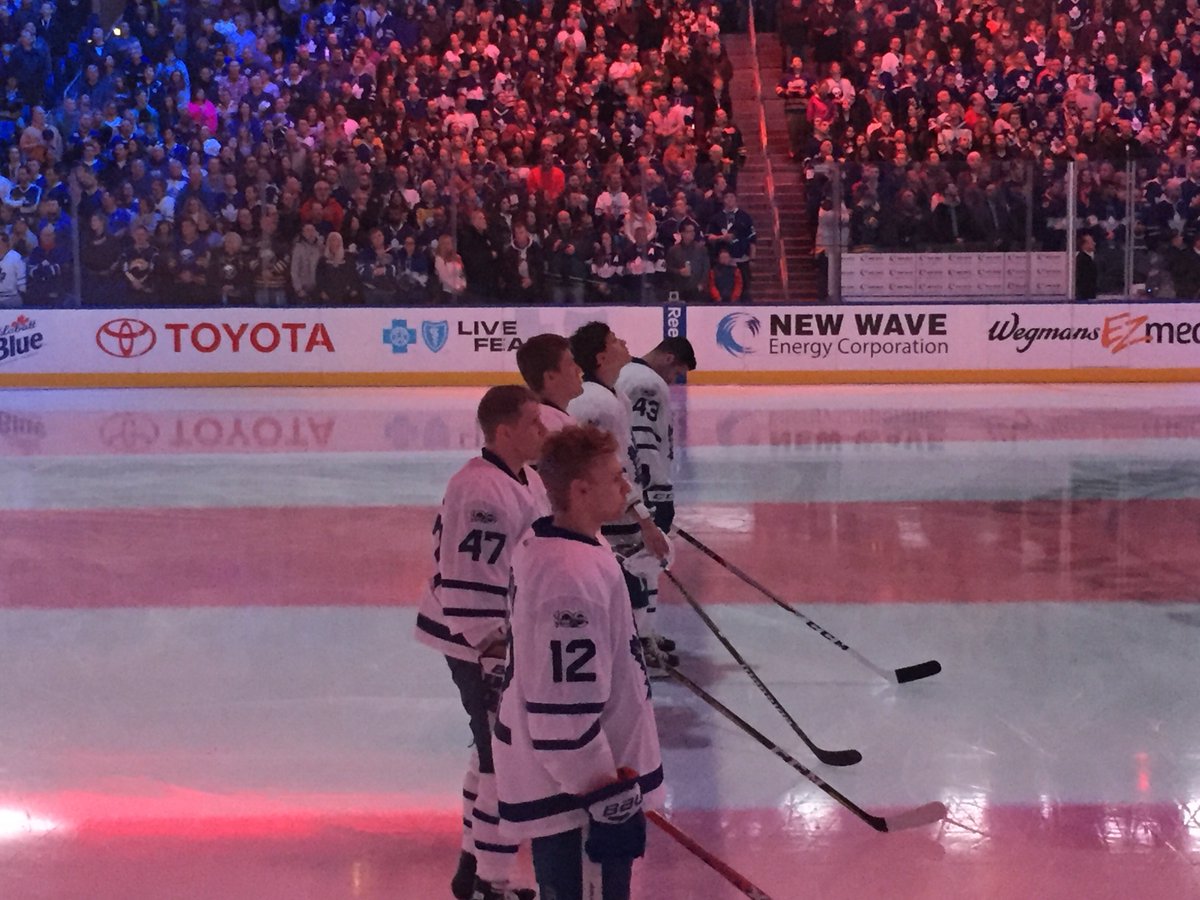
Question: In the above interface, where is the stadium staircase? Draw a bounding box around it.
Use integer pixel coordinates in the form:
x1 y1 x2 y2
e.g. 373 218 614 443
726 32 819 302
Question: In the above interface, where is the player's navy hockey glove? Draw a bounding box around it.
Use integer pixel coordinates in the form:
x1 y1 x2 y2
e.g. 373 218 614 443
583 773 646 862
480 656 507 714
651 500 675 533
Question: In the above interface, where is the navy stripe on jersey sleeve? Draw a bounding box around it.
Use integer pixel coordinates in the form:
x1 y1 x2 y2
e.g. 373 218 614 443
525 700 606 715
434 574 509 596
472 808 501 825
632 425 661 443
530 719 602 751
443 607 506 618
493 718 512 745
415 612 473 649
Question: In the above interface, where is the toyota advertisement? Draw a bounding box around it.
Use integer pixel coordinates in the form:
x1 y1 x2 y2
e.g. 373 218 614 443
0 307 660 385
4 303 1200 387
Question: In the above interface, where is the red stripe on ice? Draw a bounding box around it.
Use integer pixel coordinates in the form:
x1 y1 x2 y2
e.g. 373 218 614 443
3 498 1196 608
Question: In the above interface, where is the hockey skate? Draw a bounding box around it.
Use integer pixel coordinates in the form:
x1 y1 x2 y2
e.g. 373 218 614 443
451 851 477 899
470 876 536 900
652 633 677 654
640 635 679 677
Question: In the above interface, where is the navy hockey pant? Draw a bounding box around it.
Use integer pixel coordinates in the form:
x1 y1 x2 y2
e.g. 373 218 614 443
531 827 633 900
446 655 493 773
446 656 519 882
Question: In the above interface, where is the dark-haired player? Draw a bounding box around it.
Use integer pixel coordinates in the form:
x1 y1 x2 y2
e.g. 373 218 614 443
616 337 697 661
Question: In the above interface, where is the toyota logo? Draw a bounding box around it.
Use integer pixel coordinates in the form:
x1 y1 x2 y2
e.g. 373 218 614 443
96 318 157 358
99 413 160 452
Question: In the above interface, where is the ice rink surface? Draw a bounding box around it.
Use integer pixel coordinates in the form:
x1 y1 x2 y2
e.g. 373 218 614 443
3 382 1200 899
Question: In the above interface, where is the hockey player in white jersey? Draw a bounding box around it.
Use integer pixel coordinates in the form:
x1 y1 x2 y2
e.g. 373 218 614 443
516 332 583 433
494 424 664 900
414 385 549 900
566 322 674 667
615 337 697 659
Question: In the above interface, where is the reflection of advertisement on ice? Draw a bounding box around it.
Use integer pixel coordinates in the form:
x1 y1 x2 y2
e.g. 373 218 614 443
716 310 951 361
0 314 45 364
385 412 481 450
0 409 47 453
99 412 336 453
712 408 945 452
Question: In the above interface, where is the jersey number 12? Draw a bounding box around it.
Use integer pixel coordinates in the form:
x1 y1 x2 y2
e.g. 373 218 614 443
550 639 596 682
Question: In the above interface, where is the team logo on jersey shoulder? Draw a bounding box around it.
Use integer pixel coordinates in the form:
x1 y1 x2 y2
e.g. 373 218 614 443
554 610 588 628
471 508 498 525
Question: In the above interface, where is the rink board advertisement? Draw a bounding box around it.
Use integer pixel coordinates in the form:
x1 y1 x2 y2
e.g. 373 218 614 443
0 307 660 386
686 303 1200 383
5 302 1200 387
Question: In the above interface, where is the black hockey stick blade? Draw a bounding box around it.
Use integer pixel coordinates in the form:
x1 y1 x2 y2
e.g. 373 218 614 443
894 660 943 684
665 665 945 835
815 747 863 767
664 571 863 768
676 527 941 687
877 801 950 832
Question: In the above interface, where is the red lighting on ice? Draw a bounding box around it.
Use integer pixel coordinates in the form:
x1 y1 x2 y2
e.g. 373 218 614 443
1135 752 1151 794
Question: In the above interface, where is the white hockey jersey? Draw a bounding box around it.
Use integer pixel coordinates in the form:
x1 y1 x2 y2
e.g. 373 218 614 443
615 359 675 508
538 400 575 434
567 379 644 544
494 517 665 838
414 449 549 662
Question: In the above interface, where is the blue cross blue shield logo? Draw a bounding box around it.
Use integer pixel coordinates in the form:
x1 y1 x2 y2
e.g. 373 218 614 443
383 319 417 353
421 320 449 353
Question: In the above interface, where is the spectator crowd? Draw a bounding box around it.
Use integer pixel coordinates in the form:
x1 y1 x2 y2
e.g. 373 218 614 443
0 0 762 308
776 0 1200 296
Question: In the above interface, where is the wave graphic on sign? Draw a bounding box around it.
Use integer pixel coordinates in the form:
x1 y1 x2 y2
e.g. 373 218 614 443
716 312 761 357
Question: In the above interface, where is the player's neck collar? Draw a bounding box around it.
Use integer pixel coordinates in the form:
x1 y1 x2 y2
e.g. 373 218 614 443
630 357 651 370
533 515 601 546
541 398 567 414
481 447 528 485
584 374 616 394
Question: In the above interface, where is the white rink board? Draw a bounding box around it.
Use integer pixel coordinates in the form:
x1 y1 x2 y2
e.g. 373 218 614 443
685 302 1200 381
3 302 1200 386
0 307 659 382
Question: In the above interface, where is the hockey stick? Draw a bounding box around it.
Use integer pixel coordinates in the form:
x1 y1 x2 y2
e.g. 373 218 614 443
647 811 775 900
664 665 947 833
674 527 941 685
665 570 862 767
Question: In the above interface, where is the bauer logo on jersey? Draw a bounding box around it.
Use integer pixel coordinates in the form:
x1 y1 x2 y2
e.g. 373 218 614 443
716 312 761 357
471 508 498 525
421 320 449 353
554 610 589 628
